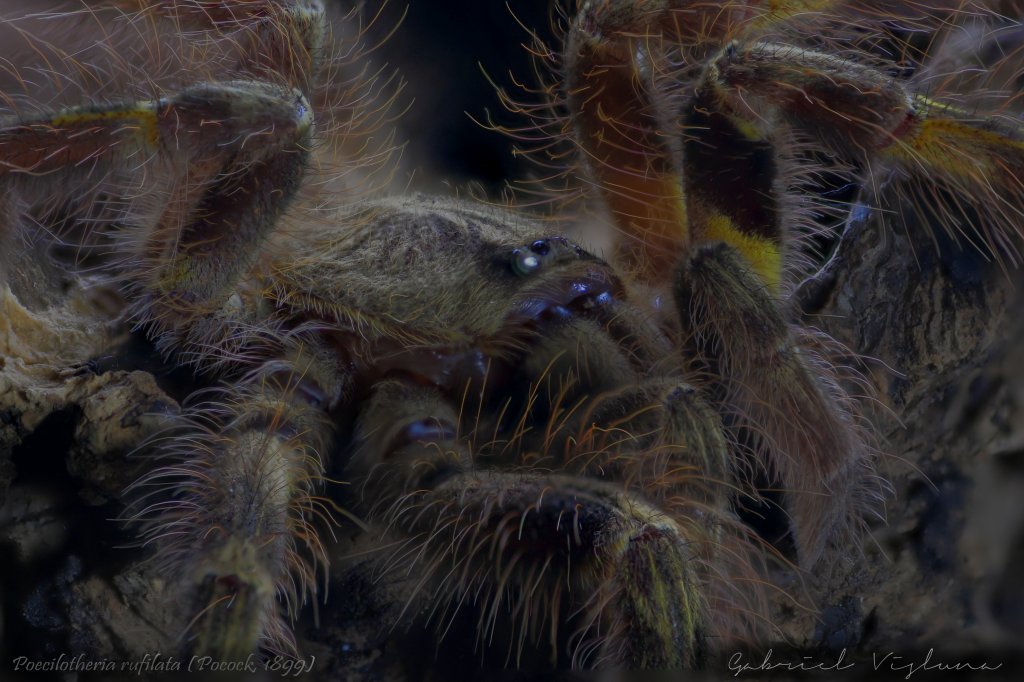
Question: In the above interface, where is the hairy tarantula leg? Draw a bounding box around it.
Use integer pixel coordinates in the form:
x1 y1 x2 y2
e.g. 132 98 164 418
675 243 879 566
707 41 1024 254
674 61 880 562
567 3 875 565
565 4 690 280
130 372 333 658
564 1 846 278
681 87 785 292
400 472 710 668
572 380 731 510
348 380 711 668
0 80 313 330
572 379 773 643
570 1 844 49
102 0 326 91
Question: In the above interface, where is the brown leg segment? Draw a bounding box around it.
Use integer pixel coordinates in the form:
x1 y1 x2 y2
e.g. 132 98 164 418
707 40 1024 256
99 0 326 89
346 379 720 668
565 4 691 281
1 0 330 338
675 243 880 566
564 1 878 568
563 0 846 283
0 80 314 335
129 370 335 658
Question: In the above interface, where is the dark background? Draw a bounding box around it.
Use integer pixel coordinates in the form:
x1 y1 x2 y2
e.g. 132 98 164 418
355 0 556 193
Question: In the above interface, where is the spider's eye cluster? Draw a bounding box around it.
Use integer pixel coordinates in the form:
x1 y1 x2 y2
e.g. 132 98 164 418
511 240 550 276
510 238 582 276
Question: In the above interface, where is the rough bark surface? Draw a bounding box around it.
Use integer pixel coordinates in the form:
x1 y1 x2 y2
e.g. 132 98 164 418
777 200 1024 673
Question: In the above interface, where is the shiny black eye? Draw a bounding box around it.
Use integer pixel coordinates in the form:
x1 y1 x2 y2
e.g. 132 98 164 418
511 248 542 276
530 240 550 256
511 237 586 276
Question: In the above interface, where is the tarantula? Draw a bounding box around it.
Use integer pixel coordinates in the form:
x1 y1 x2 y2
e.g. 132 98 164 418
0 0 1021 676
